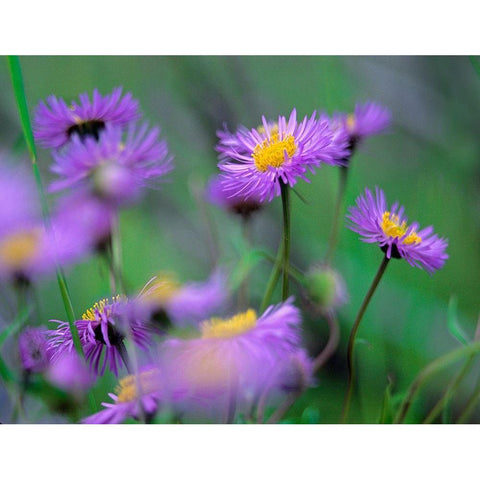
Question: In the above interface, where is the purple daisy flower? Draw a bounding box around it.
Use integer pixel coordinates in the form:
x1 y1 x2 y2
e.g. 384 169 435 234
347 187 449 274
82 366 163 424
217 109 349 202
18 327 51 373
46 351 93 395
157 298 304 420
205 174 263 218
332 101 391 148
139 269 229 329
49 123 173 205
33 87 140 149
48 296 152 377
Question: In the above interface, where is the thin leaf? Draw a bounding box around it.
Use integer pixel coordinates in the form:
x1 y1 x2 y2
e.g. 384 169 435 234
0 306 32 348
378 376 395 424
447 296 469 346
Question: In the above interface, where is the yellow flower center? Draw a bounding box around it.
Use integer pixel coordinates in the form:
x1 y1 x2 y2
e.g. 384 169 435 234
201 309 257 339
252 130 297 172
142 272 181 305
381 211 421 245
0 228 42 270
115 369 159 403
346 113 356 132
82 295 122 321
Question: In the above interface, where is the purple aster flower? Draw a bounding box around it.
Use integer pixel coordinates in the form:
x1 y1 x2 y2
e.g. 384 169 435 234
48 296 153 377
332 101 391 149
156 298 304 420
347 187 448 274
49 123 173 205
217 109 349 202
33 87 140 149
139 269 229 329
205 174 263 218
18 327 51 373
46 351 93 395
82 366 163 424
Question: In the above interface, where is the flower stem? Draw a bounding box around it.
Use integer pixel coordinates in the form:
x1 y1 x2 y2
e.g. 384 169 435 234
324 166 348 265
280 182 291 300
457 374 480 423
313 310 341 373
394 342 480 423
238 216 252 310
341 255 390 423
260 242 283 312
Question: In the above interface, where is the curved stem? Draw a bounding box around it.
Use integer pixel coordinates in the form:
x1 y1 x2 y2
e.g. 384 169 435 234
266 393 297 424
341 255 390 423
423 355 475 424
313 310 340 373
280 182 291 300
394 342 480 424
457 368 480 424
324 167 348 265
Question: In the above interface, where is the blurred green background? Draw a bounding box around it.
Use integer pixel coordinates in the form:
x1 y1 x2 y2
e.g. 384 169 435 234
0 56 479 423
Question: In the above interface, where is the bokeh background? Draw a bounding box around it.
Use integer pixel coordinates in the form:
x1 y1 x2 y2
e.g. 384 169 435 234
0 56 479 423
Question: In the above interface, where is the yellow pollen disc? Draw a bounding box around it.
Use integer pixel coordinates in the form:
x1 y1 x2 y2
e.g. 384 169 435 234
381 211 421 245
142 272 181 305
257 123 279 135
252 132 297 172
115 369 159 403
201 309 257 339
0 229 41 270
346 113 356 132
82 295 122 321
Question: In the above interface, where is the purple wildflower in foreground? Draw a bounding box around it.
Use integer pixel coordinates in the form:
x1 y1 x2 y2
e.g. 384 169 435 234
33 87 140 149
347 187 448 274
82 366 163 424
217 109 349 202
48 296 152 377
205 174 263 218
157 298 304 420
139 270 229 329
46 352 93 395
18 327 51 373
49 124 173 206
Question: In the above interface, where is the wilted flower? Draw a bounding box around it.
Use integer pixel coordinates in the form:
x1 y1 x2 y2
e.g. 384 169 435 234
217 109 349 202
82 366 163 424
34 87 140 149
347 187 448 274
48 296 152 377
18 327 51 373
140 270 229 329
49 124 173 205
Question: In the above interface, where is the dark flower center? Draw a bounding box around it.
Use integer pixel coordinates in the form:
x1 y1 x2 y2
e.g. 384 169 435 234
381 243 402 259
67 120 106 141
93 322 124 346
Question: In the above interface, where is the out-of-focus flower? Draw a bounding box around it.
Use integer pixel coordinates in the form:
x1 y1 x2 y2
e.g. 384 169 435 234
82 366 163 424
48 296 152 377
49 124 173 205
18 327 51 373
33 87 140 149
205 174 263 218
139 270 229 329
271 349 314 395
46 351 93 395
347 187 448 274
217 109 349 202
157 298 304 420
304 264 348 312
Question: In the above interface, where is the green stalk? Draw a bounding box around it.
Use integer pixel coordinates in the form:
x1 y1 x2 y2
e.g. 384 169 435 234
394 342 480 424
280 182 291 300
457 375 480 424
260 242 283 313
341 255 390 423
6 56 83 356
324 167 348 264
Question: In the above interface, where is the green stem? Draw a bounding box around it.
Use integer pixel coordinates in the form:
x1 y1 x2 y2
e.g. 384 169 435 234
394 342 480 424
325 167 348 264
313 310 340 373
7 56 83 357
260 242 283 312
423 355 475 424
280 182 291 300
457 378 480 424
238 217 252 310
341 255 390 423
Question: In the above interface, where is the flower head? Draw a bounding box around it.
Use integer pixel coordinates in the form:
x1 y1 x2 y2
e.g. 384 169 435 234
347 187 448 273
34 87 140 149
304 264 348 312
49 124 173 205
82 366 163 424
140 270 229 329
18 327 51 373
217 109 349 202
48 296 152 377
46 351 93 395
